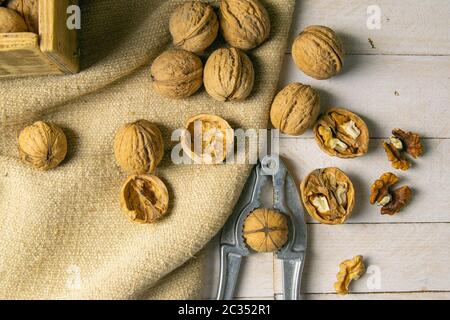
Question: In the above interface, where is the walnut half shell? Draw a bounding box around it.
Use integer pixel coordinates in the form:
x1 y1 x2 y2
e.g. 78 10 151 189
314 108 369 158
119 175 169 224
243 208 288 253
300 167 355 225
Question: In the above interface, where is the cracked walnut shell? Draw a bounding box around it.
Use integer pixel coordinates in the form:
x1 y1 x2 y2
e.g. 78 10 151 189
300 167 355 225
7 0 39 33
150 49 203 99
18 121 67 171
114 120 164 174
270 83 321 136
119 175 169 224
292 25 345 80
181 114 233 164
219 0 270 50
334 255 365 295
169 1 218 53
243 208 288 253
204 47 254 102
0 7 27 33
314 108 369 158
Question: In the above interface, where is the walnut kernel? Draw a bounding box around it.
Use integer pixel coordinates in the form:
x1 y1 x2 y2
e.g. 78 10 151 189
270 83 321 136
370 172 412 215
18 121 67 171
7 0 39 33
204 47 254 102
334 255 366 295
0 7 27 33
219 0 270 50
300 167 355 225
392 128 423 158
243 208 288 253
150 49 203 99
292 25 345 80
119 175 169 224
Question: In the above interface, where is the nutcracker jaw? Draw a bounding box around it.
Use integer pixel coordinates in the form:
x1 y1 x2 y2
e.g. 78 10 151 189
217 155 307 300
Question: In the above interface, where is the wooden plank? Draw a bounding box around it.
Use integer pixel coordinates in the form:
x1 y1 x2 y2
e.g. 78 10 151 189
273 223 450 294
279 138 450 223
276 292 450 300
278 55 450 138
288 0 450 55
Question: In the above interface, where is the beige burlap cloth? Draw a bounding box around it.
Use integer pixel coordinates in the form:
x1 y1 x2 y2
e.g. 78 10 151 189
0 0 295 299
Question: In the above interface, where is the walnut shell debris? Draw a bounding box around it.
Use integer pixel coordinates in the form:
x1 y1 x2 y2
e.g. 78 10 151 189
150 49 203 99
169 1 218 53
300 167 355 225
314 108 369 158
243 208 289 253
7 0 39 33
181 114 233 164
370 172 412 216
18 121 67 171
219 0 270 50
119 174 169 224
204 47 255 102
0 7 27 33
270 83 321 136
114 120 164 175
334 255 366 295
292 25 345 80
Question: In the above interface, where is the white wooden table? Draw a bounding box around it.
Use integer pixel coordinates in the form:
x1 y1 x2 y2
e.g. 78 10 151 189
202 0 450 300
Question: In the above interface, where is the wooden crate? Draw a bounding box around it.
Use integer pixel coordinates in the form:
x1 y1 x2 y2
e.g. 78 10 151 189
0 0 79 78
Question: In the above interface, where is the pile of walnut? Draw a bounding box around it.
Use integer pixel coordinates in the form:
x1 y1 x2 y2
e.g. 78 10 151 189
0 0 38 34
151 0 270 102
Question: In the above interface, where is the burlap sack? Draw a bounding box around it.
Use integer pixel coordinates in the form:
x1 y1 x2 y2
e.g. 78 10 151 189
0 0 295 299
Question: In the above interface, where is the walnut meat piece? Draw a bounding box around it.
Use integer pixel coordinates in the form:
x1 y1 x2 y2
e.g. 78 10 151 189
204 47 254 102
114 120 164 175
383 141 410 171
243 208 288 253
169 1 218 53
314 108 369 158
370 172 412 215
300 167 355 225
119 175 169 224
392 128 423 158
334 255 366 295
7 0 39 33
219 0 270 50
18 121 67 171
181 114 233 164
381 186 412 215
292 25 345 80
150 49 203 99
270 83 321 136
0 7 27 33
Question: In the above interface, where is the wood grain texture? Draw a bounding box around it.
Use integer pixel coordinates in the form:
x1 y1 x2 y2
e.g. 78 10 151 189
288 0 450 55
279 55 450 138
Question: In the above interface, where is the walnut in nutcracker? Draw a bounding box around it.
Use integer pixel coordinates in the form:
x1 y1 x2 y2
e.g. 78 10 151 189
119 174 169 224
300 167 355 225
270 83 320 136
314 108 369 158
292 25 345 80
169 1 219 53
0 7 27 33
18 121 68 171
7 0 39 33
204 47 254 102
114 120 164 175
243 208 289 253
219 0 271 50
150 49 203 99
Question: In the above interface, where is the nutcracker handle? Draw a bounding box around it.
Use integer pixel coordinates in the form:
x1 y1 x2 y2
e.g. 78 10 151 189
217 245 243 300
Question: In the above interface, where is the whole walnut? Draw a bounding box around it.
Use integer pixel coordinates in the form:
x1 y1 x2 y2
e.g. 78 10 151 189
7 0 39 33
270 83 320 136
292 25 345 80
119 174 169 224
169 1 219 53
18 121 67 171
243 208 289 252
0 7 27 33
151 49 203 99
114 120 164 175
219 0 270 50
204 47 254 102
